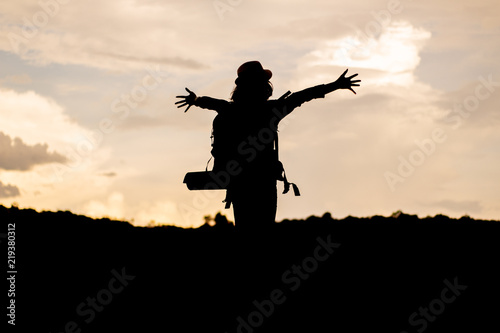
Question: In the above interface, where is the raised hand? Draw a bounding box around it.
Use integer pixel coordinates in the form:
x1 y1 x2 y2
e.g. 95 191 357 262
335 69 361 94
175 87 197 112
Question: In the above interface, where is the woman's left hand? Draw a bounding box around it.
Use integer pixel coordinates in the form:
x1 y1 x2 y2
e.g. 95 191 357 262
335 69 361 94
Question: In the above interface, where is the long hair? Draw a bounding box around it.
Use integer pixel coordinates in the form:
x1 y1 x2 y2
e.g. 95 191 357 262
230 79 273 103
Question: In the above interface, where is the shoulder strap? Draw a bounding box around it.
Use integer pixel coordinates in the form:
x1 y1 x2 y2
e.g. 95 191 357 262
273 128 300 196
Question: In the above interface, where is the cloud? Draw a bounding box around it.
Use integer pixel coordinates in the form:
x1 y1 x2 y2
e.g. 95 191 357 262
83 192 125 220
119 115 168 131
424 200 482 214
302 21 431 86
93 51 207 70
437 78 500 130
0 87 116 215
0 131 66 171
0 181 20 198
100 172 117 178
0 74 32 85
133 199 187 227
0 89 92 149
0 0 214 72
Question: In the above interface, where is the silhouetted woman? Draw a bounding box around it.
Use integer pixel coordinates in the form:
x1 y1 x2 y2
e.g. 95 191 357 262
177 61 360 231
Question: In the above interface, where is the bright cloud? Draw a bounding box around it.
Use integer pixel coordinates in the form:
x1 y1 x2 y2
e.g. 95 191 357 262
133 200 185 227
0 88 116 213
304 21 431 86
83 191 125 220
0 89 90 149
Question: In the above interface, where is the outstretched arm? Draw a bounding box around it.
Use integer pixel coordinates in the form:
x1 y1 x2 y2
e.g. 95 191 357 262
275 69 360 120
175 87 229 112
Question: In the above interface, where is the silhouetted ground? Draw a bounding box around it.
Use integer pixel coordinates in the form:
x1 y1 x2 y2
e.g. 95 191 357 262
2 205 499 332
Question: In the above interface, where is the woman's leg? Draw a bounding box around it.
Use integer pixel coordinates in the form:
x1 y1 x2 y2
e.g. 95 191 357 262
232 179 277 232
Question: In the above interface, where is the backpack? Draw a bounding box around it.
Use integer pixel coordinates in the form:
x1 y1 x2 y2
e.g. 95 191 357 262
207 93 300 208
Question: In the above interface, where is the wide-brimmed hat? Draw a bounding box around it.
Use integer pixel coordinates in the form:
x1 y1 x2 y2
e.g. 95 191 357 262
235 61 272 84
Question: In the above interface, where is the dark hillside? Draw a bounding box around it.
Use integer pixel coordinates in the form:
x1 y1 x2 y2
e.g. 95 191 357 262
2 205 499 332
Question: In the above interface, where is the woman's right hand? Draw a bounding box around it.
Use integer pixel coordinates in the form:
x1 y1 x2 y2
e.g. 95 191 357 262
175 87 197 112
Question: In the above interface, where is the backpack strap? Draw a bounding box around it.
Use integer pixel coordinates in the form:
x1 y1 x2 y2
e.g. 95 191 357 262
274 129 300 196
205 156 213 172
281 170 301 196
223 191 232 209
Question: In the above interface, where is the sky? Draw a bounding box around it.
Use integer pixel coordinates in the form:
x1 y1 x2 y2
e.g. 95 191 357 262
0 0 499 227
